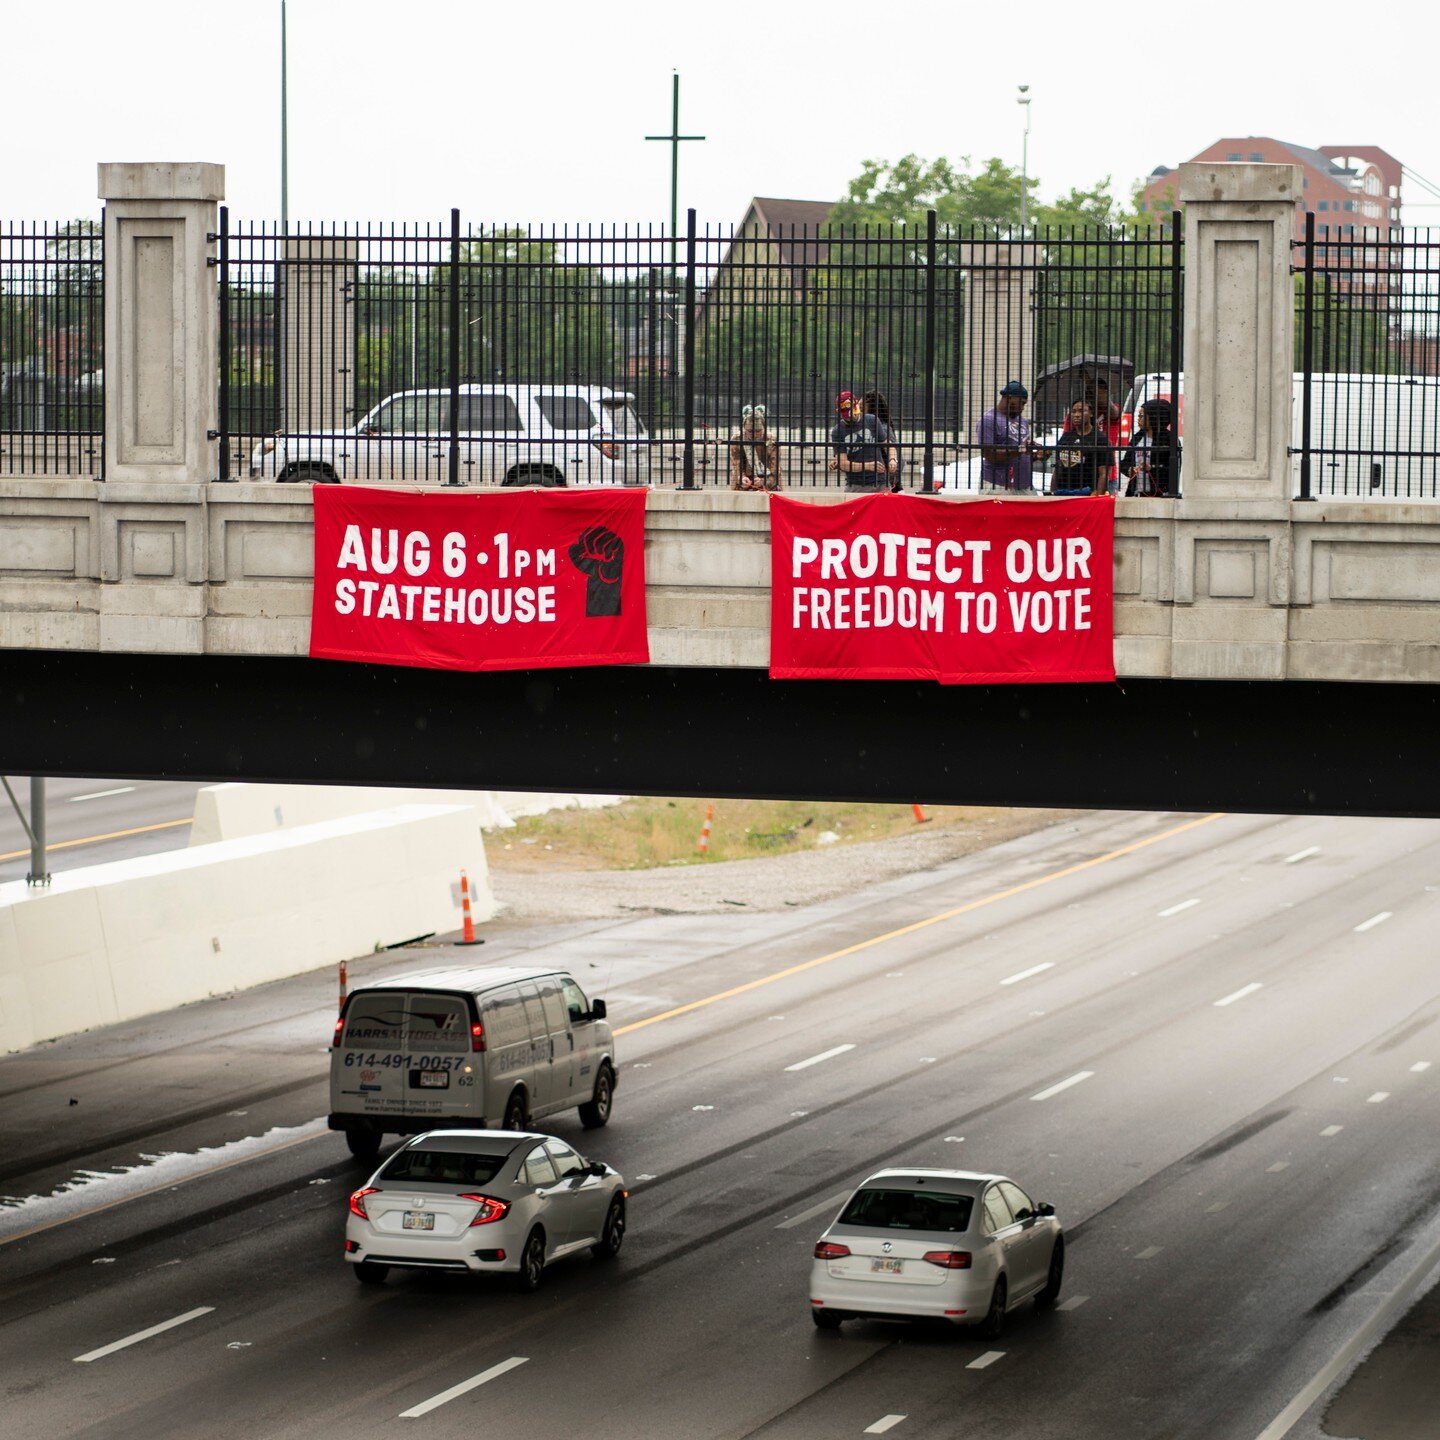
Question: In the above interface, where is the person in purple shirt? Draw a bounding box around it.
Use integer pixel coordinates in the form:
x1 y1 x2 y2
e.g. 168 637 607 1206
977 380 1043 492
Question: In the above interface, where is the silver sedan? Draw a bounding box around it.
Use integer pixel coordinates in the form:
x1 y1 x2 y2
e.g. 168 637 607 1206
345 1129 627 1291
808 1168 1063 1337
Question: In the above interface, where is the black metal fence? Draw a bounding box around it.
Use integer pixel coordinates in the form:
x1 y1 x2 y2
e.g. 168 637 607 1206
1294 215 1440 498
221 209 1183 492
0 220 104 478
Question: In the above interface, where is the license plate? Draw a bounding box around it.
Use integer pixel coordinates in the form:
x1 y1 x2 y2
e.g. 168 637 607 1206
418 1071 449 1089
403 1212 435 1230
871 1258 903 1274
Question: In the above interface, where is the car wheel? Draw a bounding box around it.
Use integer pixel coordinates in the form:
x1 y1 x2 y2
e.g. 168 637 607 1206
579 1065 614 1129
345 1129 381 1163
502 1090 528 1131
513 1228 546 1294
811 1308 843 1330
977 1277 1007 1341
592 1197 626 1261
353 1261 388 1285
1036 1236 1065 1307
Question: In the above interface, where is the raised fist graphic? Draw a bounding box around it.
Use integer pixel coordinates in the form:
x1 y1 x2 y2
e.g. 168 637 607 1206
568 525 625 616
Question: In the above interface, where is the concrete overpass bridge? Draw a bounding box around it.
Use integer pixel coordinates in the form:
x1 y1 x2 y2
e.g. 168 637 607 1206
3 162 1439 815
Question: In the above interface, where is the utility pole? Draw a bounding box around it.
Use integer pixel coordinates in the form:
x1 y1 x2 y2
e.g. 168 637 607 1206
645 71 705 275
280 0 289 233
1017 83 1031 229
2 776 49 887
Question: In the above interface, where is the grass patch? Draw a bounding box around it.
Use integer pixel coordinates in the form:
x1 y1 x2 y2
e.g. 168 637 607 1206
487 797 1021 872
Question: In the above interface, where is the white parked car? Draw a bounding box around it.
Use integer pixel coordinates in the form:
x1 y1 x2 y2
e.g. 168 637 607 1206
809 1169 1063 1337
250 383 646 486
345 1128 627 1289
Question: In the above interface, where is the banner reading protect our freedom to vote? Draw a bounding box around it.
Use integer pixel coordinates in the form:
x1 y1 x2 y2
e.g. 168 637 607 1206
769 493 1115 684
309 486 648 672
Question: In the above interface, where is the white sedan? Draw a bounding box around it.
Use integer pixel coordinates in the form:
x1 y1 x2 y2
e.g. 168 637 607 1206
345 1129 626 1291
809 1168 1063 1337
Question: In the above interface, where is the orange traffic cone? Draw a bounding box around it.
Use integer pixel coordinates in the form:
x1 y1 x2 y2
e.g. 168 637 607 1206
457 868 485 946
697 802 715 855
912 803 931 824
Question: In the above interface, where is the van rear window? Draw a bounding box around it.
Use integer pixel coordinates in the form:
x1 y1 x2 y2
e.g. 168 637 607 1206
342 993 408 1047
381 1148 508 1185
837 1188 973 1232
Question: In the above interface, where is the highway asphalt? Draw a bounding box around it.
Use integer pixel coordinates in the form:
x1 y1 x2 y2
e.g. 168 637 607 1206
2 807 1439 1439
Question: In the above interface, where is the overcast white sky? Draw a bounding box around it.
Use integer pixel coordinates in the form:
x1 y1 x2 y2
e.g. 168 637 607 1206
7 0 1440 228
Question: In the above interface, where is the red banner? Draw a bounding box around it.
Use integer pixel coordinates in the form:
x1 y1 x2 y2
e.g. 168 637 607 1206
309 486 648 672
769 493 1114 684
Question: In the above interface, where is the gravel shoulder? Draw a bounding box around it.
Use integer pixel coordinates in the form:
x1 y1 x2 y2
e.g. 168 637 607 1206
488 807 1082 922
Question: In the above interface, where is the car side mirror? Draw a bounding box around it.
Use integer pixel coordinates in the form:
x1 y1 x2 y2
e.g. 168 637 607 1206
590 998 607 1021
1037 1202 1055 1217
585 1161 607 1177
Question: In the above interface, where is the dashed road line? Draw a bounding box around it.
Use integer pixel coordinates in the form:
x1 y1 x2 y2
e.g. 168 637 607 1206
1214 983 1263 1008
68 786 136 802
1135 1245 1163 1260
864 1417 907 1435
1056 1294 1089 1311
1320 1125 1344 1137
1266 1162 1290 1173
1158 898 1200 917
74 1307 215 1363
1354 912 1393 933
399 1357 528 1419
1030 1071 1094 1102
785 1044 856 1073
967 1351 1005 1370
1367 1092 1390 1104
1410 1061 1431 1073
1284 847 1320 864
776 1191 850 1230
1205 1200 1231 1214
999 963 1054 986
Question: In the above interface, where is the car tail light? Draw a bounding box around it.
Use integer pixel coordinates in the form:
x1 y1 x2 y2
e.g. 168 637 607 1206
922 1250 972 1269
345 1240 360 1253
471 1022 486 1053
814 1241 851 1260
349 1187 379 1220
332 1015 345 1047
590 438 618 460
459 1194 510 1226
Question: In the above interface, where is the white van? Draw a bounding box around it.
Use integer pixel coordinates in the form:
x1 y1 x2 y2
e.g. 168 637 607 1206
329 964 617 1161
1124 371 1440 498
251 384 646 487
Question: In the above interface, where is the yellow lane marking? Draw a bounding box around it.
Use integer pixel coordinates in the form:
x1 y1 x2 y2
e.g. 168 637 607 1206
0 1129 325 1249
615 812 1227 1037
0 817 192 864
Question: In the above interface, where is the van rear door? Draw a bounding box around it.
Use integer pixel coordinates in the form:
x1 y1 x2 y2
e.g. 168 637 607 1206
402 991 474 1117
334 990 410 1116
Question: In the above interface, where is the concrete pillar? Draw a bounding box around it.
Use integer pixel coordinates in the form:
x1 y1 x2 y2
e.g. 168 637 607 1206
1177 162 1302 503
98 162 223 483
280 235 358 436
961 241 1037 459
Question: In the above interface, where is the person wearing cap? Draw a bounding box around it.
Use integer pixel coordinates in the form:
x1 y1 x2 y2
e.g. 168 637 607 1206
729 403 782 491
977 381 1042 492
830 390 892 492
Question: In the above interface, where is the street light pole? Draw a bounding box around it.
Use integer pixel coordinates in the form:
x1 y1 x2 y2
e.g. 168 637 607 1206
645 71 705 275
281 0 289 234
1017 83 1031 230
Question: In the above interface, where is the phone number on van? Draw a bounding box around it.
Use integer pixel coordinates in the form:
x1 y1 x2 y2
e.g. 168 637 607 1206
341 1053 466 1070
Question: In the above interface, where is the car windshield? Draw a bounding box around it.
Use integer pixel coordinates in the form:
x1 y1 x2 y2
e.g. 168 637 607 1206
837 1187 973 1233
380 1149 509 1186
600 397 645 435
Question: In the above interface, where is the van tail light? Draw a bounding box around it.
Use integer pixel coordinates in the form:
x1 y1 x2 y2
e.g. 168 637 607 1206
332 1016 345 1048
590 438 618 460
471 1022 487 1053
349 1187 379 1220
459 1194 510 1226
814 1241 851 1260
922 1250 972 1269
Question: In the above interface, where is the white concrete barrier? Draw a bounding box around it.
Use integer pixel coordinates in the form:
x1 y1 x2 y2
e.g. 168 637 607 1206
0 803 493 1054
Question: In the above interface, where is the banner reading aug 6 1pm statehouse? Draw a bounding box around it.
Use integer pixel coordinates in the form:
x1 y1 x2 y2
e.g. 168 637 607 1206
769 493 1115 684
309 486 648 672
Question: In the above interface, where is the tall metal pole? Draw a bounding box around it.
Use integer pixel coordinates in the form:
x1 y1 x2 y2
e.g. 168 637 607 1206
1017 85 1031 229
645 71 705 277
28 777 49 887
280 0 289 234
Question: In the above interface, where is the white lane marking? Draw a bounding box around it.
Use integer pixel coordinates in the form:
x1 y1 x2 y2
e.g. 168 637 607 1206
1320 1125 1344 1137
967 1351 1006 1370
399 1357 528 1419
1056 1295 1089 1311
67 786 136 803
1205 1200 1231 1214
1253 1224 1440 1440
1355 912 1393 933
1411 1061 1432 1073
864 1417 908 1435
1000 962 1054 986
1135 1246 1163 1260
776 1191 850 1230
1031 1071 1094 1102
1267 1162 1290 1173
1214 983 1264 1008
785 1044 856 1073
1158 898 1200 917
1367 1092 1390 1104
1284 846 1320 864
74 1307 214 1363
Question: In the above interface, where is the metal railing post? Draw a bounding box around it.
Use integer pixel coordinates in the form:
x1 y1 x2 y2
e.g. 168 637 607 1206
448 206 461 486
217 204 231 481
922 209 937 493
1170 210 1182 497
682 207 697 490
1299 209 1315 501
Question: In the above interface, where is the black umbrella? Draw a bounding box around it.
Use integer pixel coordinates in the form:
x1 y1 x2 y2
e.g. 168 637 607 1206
1031 354 1134 431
